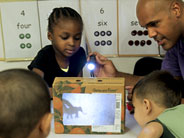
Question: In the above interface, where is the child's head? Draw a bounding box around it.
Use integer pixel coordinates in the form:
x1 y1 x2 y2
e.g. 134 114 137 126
132 70 182 127
47 7 83 58
0 69 52 138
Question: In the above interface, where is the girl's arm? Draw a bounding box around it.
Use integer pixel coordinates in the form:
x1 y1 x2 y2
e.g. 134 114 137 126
32 68 44 78
32 68 53 97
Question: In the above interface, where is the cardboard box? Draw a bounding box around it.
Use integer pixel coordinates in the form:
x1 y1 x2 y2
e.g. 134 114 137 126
53 77 125 134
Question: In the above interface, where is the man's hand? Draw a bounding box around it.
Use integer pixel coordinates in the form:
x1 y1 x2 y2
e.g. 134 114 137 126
88 52 118 77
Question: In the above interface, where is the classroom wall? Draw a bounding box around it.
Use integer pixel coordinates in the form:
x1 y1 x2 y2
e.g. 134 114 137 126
0 0 162 76
0 0 165 62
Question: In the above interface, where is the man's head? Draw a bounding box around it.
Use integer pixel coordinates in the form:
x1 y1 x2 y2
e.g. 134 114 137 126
0 69 52 138
132 70 182 127
136 0 184 50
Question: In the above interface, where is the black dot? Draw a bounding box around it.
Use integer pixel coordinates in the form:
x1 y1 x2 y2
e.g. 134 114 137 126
138 30 143 36
94 31 100 37
100 31 106 36
128 40 134 46
147 40 152 45
131 30 137 36
135 40 139 46
107 40 112 46
106 31 112 36
101 40 106 46
94 41 100 46
140 40 146 46
144 30 148 36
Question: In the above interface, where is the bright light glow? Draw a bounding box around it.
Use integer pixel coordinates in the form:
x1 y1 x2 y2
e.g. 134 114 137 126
87 63 95 71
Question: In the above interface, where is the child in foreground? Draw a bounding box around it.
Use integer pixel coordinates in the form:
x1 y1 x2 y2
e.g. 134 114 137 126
0 69 52 138
132 70 184 138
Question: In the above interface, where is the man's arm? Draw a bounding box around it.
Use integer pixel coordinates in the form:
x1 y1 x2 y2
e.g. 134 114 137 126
115 71 143 86
89 52 142 86
32 68 52 98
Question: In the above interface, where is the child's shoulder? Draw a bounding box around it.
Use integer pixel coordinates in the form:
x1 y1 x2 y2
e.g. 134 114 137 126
38 45 54 55
138 122 163 138
162 104 184 115
78 46 85 52
41 45 53 51
157 104 184 127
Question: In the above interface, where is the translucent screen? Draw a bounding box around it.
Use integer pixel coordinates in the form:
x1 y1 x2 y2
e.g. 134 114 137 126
62 93 116 126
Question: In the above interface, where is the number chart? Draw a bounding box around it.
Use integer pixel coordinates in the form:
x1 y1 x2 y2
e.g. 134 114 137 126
0 0 41 61
81 0 118 56
118 0 165 56
0 0 165 61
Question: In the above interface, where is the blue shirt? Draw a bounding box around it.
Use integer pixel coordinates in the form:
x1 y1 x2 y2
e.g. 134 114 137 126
161 38 184 79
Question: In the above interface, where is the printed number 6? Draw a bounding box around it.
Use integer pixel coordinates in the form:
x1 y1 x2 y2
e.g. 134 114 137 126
100 8 104 14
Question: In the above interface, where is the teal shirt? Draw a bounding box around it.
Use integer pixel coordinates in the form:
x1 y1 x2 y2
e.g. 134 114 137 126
158 104 184 138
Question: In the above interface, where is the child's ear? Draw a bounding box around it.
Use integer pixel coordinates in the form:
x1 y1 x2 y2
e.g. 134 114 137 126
48 32 53 41
143 99 152 114
39 113 52 137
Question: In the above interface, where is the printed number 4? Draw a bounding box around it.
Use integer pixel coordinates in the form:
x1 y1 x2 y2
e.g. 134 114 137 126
21 10 25 16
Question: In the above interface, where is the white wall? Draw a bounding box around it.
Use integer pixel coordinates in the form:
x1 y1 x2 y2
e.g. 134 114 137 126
0 57 142 77
0 61 30 71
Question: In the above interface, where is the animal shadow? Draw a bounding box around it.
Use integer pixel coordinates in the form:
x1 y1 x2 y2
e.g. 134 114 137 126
62 99 85 119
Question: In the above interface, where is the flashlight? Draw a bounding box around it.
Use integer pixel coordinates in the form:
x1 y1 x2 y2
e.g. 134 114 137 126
87 55 96 77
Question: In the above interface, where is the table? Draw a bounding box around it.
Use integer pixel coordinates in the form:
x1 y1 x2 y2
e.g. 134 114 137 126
48 108 141 138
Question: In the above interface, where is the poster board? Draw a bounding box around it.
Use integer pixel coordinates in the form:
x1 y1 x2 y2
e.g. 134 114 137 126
118 0 166 56
0 0 42 61
81 0 118 56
